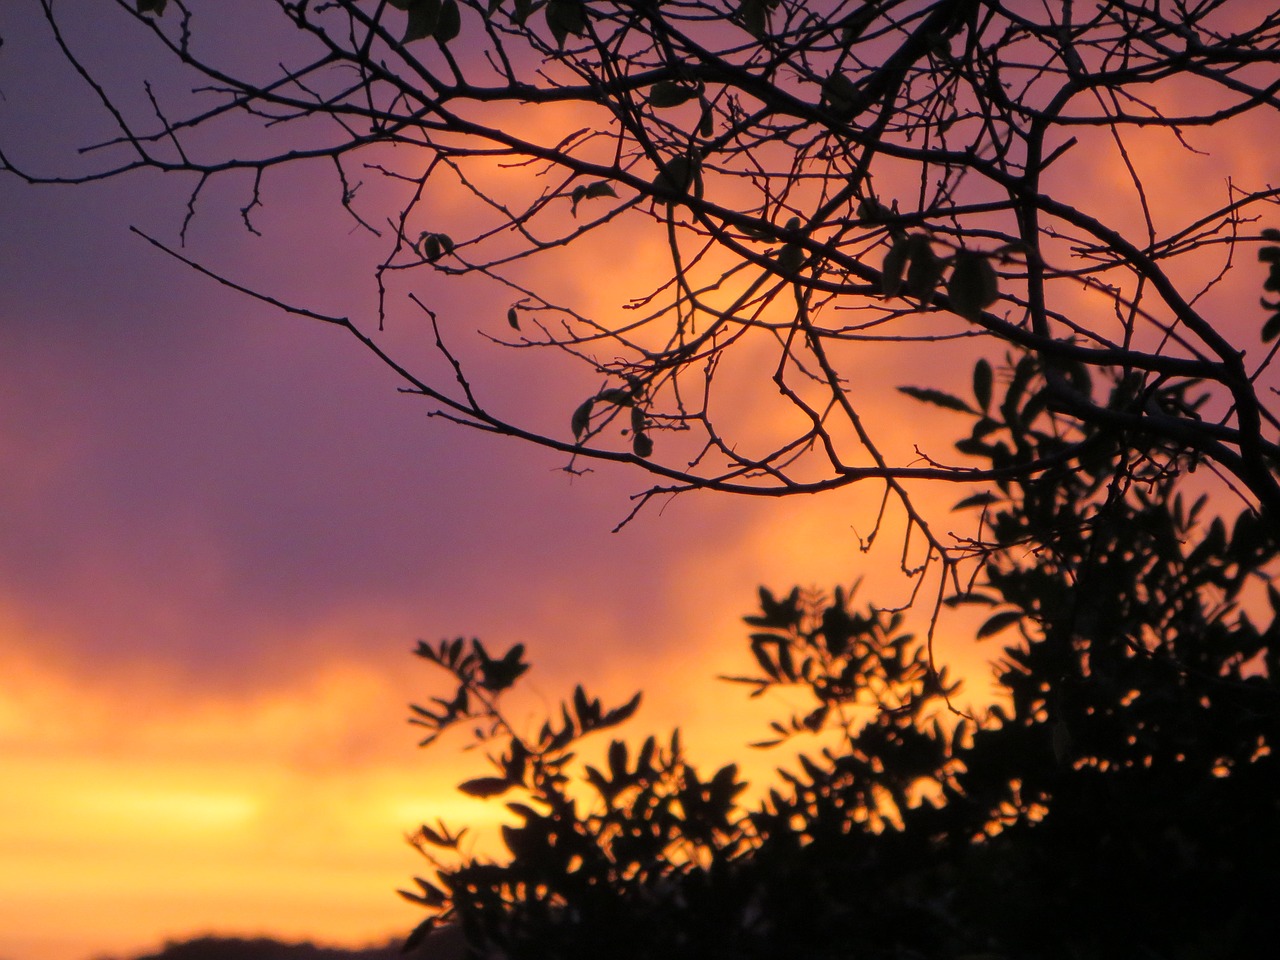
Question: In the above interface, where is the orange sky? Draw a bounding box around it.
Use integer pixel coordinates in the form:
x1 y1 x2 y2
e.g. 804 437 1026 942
2 4 1277 960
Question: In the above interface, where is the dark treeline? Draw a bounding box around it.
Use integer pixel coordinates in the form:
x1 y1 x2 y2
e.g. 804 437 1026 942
107 930 462 960
114 937 400 960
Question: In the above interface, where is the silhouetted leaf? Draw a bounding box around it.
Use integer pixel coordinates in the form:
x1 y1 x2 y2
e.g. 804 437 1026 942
479 642 527 692
881 236 910 296
953 491 999 510
607 739 628 780
822 71 860 120
419 231 452 262
776 216 806 274
571 397 594 440
570 180 616 216
598 387 633 406
402 917 437 953
1262 310 1280 343
398 876 447 908
905 237 943 306
648 81 700 108
652 152 703 200
948 251 999 318
417 821 457 849
546 0 587 48
944 589 1000 607
434 0 461 42
602 691 642 727
973 358 993 412
855 198 887 226
838 5 878 43
802 704 828 731
404 0 443 42
738 0 770 36
458 776 512 798
898 386 974 413
699 103 715 137
573 685 593 725
977 609 1023 639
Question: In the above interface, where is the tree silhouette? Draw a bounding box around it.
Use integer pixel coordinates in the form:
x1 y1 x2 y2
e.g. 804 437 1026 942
7 1 1280 566
10 8 1280 952
401 351 1279 958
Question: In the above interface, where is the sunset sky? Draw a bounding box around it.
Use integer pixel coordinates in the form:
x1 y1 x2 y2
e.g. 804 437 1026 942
1 4 1275 960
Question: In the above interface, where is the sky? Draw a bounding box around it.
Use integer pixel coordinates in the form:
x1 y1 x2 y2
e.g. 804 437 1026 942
1 4 1276 960
0 8 977 958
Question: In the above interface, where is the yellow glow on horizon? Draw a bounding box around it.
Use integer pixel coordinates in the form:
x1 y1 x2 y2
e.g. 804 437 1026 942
0 647 508 960
82 784 259 831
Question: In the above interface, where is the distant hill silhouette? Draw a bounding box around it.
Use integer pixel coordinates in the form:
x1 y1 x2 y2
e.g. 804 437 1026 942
105 930 463 960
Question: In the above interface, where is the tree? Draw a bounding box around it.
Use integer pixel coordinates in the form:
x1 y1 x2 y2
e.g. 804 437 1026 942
6 1 1280 571
400 354 1280 959
11 4 1277 953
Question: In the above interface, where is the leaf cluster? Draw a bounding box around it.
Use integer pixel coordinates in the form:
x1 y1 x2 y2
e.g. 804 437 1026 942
403 353 1280 959
1261 228 1280 343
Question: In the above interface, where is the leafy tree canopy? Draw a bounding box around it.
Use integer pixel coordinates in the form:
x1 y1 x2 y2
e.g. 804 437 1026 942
401 356 1280 959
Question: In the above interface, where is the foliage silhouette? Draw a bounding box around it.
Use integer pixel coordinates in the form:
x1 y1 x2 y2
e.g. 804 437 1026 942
402 350 1279 959
121 937 408 960
7 1 1280 562
9 8 1280 953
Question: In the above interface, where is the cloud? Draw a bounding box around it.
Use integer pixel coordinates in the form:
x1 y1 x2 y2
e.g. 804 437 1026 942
0 650 505 960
